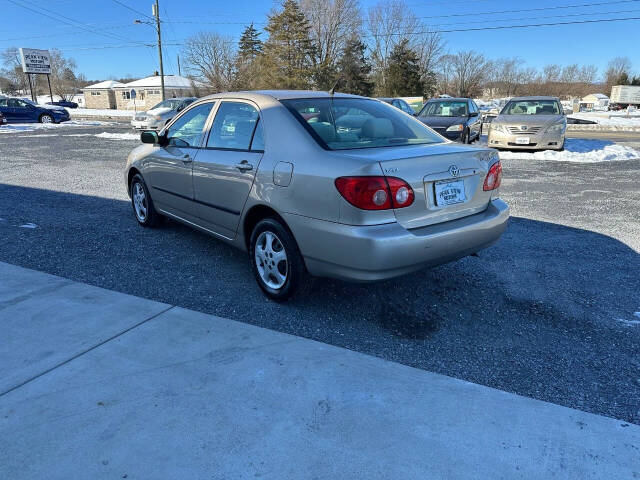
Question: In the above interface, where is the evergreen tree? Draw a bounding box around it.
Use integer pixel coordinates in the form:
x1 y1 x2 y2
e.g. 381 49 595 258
384 38 424 97
238 23 262 61
261 0 316 89
336 35 373 96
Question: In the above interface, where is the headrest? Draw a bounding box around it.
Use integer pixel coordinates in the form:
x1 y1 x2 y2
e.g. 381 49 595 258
233 120 254 144
310 122 336 143
362 118 394 138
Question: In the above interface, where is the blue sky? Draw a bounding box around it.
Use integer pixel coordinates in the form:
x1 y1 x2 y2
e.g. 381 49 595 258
2 0 639 81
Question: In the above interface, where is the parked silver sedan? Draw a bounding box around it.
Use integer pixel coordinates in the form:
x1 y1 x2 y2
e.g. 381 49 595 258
125 91 509 300
488 96 566 151
131 97 196 130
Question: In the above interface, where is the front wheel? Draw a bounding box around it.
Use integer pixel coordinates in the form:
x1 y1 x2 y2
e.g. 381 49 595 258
130 173 162 227
461 129 470 144
249 218 305 302
39 114 54 124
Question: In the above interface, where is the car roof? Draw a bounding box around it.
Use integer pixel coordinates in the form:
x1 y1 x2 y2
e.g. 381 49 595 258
426 97 470 102
201 90 364 102
509 96 560 101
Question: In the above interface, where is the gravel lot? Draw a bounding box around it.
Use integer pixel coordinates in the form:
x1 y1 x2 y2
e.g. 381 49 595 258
1 125 639 424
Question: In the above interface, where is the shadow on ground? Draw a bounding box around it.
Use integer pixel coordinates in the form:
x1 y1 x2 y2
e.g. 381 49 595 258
1 183 639 424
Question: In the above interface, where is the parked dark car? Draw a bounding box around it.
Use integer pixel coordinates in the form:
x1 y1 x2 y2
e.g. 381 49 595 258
46 100 78 109
415 98 482 143
0 98 70 124
378 97 416 115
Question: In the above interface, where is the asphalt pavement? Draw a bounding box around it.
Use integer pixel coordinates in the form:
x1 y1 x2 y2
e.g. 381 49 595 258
1 124 639 424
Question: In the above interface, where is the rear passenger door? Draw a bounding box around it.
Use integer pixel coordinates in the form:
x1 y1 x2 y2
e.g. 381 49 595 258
192 101 264 239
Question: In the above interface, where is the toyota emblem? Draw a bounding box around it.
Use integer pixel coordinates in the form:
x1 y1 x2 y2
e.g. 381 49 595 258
521 125 528 131
449 165 460 177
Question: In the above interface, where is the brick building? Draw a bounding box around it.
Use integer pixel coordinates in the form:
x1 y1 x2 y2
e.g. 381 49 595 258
82 80 124 109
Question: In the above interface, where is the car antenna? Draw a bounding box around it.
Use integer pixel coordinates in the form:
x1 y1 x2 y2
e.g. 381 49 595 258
329 77 342 96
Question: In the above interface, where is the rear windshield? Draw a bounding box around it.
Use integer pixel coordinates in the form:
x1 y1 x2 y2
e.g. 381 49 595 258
282 98 442 150
419 101 468 117
501 100 561 115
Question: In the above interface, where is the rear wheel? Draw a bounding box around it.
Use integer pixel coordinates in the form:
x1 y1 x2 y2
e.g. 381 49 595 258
39 114 54 124
249 218 305 302
130 173 162 227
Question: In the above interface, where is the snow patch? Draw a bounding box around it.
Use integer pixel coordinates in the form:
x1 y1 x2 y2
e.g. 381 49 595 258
69 108 134 118
497 139 639 163
0 120 117 133
95 132 140 141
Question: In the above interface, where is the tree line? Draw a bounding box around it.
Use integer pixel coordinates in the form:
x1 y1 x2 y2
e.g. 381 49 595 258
2 0 638 100
182 0 638 100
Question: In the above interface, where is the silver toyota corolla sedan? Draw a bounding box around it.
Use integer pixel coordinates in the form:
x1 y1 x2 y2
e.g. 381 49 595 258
488 96 566 151
125 91 509 301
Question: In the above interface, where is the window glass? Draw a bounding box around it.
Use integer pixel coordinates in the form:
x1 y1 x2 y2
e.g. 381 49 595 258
207 102 259 150
501 100 561 115
251 118 264 151
151 99 183 110
470 102 478 113
0 99 8 107
419 101 468 117
166 102 214 148
283 98 442 151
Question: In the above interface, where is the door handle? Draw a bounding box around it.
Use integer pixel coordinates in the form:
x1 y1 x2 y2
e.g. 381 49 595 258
182 154 192 163
235 161 253 172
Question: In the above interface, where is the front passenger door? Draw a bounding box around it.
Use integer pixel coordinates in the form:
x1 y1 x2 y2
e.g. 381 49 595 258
192 101 264 239
143 101 215 219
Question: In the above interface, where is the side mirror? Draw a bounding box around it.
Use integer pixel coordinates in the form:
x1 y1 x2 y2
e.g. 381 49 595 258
141 130 161 144
469 111 479 117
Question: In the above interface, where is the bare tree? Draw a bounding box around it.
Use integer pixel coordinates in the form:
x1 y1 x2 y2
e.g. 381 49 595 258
448 50 489 97
604 56 632 94
182 32 237 92
367 0 443 95
300 0 361 89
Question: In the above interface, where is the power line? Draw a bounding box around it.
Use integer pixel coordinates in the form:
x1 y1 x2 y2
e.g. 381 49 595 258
414 0 640 19
110 0 155 21
5 0 147 46
428 7 640 28
369 15 640 36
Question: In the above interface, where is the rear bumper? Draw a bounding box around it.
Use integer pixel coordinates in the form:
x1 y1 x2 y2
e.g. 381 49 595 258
284 199 510 282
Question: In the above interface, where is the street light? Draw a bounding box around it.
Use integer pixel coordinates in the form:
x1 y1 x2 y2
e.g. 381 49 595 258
134 0 165 101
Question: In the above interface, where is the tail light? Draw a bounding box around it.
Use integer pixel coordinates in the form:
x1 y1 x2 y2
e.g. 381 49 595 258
335 176 414 210
483 161 502 191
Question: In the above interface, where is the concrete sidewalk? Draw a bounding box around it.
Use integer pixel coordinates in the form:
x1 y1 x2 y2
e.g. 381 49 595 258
0 262 638 479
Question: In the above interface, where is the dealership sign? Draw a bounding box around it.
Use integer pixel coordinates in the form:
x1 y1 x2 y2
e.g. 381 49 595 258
19 48 52 74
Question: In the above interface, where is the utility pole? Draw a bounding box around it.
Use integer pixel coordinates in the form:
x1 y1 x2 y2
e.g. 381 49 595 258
152 0 165 101
177 55 181 76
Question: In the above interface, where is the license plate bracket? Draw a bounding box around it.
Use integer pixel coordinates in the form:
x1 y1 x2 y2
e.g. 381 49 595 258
434 179 466 206
515 136 530 145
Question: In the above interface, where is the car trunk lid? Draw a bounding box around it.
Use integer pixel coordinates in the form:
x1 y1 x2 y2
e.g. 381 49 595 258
341 143 497 229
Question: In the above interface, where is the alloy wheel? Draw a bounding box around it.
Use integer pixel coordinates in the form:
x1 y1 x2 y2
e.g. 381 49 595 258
254 231 288 289
132 182 148 222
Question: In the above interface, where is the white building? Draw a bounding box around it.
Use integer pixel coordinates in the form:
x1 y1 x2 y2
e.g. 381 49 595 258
113 75 203 110
580 93 609 111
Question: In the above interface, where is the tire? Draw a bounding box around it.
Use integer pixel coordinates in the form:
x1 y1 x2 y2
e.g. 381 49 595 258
129 173 162 227
39 114 54 124
249 218 305 302
461 129 469 144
